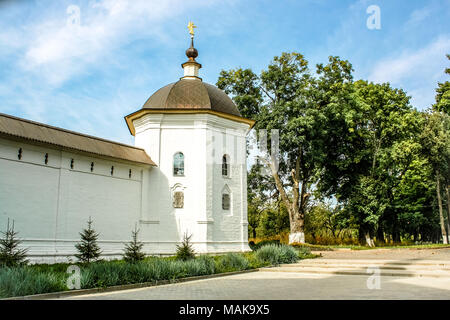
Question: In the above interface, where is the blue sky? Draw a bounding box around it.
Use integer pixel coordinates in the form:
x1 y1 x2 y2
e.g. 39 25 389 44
0 0 449 145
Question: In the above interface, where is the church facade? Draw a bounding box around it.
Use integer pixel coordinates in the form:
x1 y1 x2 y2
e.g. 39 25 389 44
0 34 254 263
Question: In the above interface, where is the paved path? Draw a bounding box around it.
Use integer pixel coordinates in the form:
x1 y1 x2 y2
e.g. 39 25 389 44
61 248 450 300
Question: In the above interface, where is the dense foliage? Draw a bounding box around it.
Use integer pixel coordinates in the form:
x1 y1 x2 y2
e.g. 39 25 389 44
219 52 450 246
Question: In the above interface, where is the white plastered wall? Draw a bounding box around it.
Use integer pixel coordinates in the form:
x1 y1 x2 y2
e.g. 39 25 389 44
0 137 151 263
133 113 251 254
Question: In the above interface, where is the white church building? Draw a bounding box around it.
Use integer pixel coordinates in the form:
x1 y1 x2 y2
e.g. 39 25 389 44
0 31 254 263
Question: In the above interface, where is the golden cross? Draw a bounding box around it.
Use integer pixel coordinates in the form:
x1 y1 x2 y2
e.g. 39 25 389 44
187 21 196 37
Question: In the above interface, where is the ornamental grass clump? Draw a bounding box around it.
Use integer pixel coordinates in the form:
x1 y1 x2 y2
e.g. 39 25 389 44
255 244 299 265
216 253 249 273
78 255 216 289
181 255 215 277
0 267 66 298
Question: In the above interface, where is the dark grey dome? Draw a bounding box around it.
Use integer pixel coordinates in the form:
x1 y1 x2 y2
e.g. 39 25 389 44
142 79 241 117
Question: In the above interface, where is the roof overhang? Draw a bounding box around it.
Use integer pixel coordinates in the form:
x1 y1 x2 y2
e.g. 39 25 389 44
0 112 156 166
124 109 256 136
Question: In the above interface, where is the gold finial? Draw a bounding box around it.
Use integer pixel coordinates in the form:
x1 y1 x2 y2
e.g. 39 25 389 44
187 21 196 37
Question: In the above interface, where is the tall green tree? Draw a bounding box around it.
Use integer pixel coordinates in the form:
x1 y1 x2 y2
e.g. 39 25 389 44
218 53 356 243
247 160 280 238
433 54 450 114
421 111 450 243
318 79 421 245
432 54 450 242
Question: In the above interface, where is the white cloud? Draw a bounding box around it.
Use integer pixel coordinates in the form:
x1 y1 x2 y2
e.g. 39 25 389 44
369 36 450 83
0 0 221 144
3 0 215 86
406 6 432 25
369 35 450 84
367 35 450 109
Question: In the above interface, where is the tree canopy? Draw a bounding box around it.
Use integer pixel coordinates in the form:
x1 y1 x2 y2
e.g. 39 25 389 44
218 51 450 246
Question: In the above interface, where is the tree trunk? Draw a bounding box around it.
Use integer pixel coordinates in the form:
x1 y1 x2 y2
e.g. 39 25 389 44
365 231 375 247
436 171 448 244
392 217 401 243
289 217 305 243
358 226 365 245
266 153 306 244
446 184 450 243
376 225 385 244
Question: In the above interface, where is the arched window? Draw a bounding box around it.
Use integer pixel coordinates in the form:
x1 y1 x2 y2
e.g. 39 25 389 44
173 152 184 176
222 193 230 210
222 154 230 177
222 185 231 211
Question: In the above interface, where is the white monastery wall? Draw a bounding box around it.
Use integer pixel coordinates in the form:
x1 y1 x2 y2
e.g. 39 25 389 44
0 137 148 263
0 112 251 263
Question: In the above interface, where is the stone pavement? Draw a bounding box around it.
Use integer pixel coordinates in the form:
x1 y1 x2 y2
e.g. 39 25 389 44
60 248 450 300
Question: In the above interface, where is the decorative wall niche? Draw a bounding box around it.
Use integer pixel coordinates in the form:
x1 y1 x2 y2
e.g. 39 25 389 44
170 183 186 209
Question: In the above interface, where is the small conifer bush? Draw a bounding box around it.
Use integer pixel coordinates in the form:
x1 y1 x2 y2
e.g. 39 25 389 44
123 225 145 263
175 232 195 261
75 217 102 263
0 219 28 267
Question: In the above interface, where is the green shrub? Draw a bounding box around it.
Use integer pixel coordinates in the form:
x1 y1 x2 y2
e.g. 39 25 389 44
295 246 312 258
242 252 269 268
181 255 215 277
80 260 159 288
216 253 249 273
79 256 216 289
249 240 280 251
255 244 298 265
0 267 66 298
75 217 102 263
123 226 146 263
0 219 28 267
0 245 310 298
175 233 195 261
